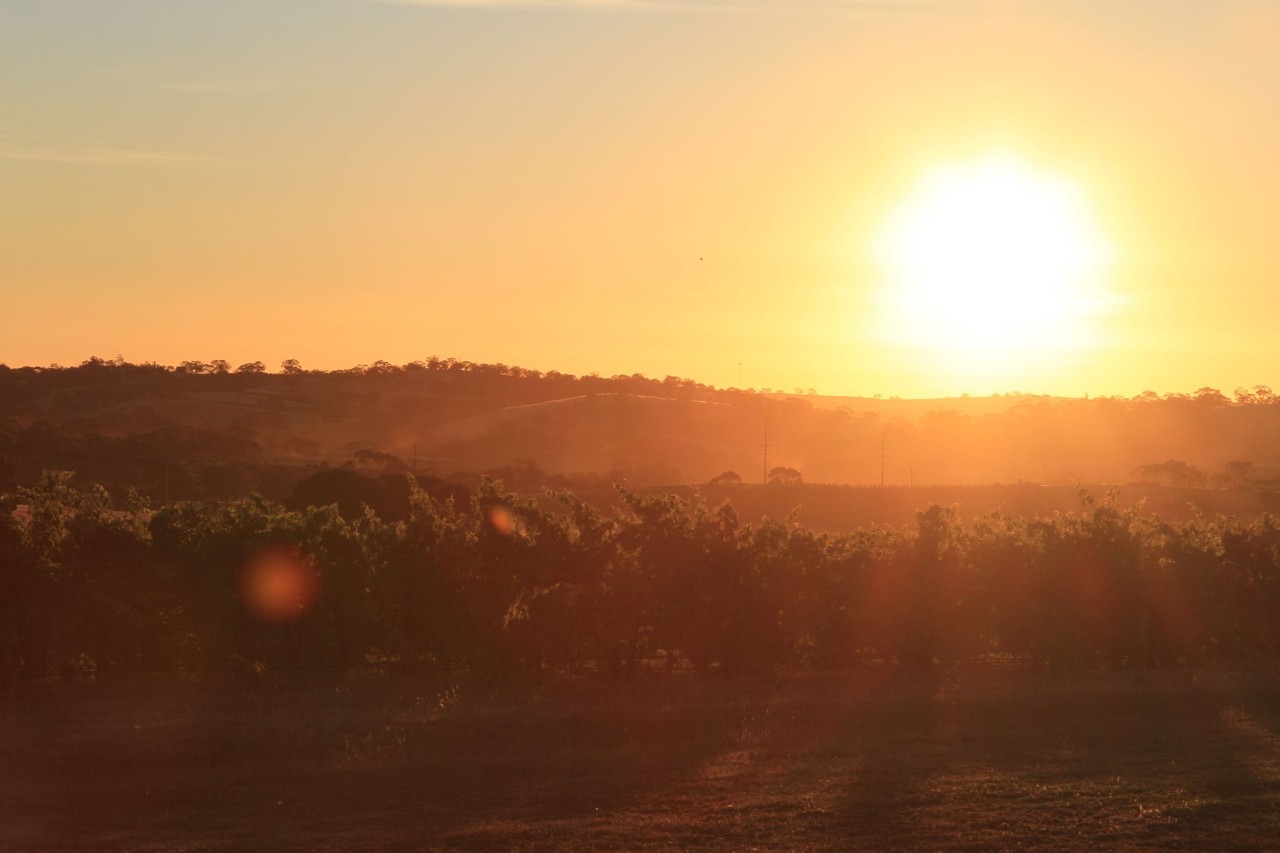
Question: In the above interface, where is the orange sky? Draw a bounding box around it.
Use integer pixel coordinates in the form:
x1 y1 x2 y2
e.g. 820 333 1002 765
2 1 1278 397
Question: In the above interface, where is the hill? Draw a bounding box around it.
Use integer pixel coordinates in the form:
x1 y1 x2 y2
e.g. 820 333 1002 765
2 359 1279 506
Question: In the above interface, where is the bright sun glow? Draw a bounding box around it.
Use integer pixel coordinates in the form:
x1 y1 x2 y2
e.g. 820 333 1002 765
874 154 1114 373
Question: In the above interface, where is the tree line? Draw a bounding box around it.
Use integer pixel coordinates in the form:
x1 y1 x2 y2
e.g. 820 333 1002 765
0 355 727 399
4 473 1280 684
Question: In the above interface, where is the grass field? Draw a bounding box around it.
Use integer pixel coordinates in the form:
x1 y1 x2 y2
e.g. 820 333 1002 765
5 668 1280 850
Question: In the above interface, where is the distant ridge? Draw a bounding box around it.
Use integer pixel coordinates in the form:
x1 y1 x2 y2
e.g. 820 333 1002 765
1 357 1276 502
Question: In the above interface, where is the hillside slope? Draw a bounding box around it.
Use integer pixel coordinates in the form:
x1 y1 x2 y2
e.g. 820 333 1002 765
2 360 1278 502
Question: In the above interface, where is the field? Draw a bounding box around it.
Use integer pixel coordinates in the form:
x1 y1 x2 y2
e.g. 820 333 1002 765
7 669 1280 850
563 482 1277 533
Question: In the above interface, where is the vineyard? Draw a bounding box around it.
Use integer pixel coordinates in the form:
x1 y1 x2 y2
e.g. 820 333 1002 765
5 472 1280 682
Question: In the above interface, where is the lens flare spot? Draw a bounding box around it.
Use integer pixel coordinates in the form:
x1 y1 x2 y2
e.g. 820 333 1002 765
488 505 523 537
239 546 319 624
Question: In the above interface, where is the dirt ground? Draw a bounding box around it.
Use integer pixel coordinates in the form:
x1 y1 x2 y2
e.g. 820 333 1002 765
5 667 1280 850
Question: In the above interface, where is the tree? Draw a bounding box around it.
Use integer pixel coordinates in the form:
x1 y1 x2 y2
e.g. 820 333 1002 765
708 471 742 485
768 466 802 485
353 448 409 473
235 361 266 374
1132 459 1206 488
287 469 391 520
1223 460 1254 487
1236 385 1276 405
1193 387 1230 405
280 359 304 375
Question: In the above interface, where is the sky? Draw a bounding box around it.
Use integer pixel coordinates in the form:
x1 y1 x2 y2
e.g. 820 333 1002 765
2 0 1278 397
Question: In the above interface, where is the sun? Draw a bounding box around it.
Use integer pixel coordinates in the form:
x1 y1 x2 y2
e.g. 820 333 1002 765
873 153 1114 376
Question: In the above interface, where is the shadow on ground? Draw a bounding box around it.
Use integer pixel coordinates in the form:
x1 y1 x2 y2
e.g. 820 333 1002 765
5 668 1280 850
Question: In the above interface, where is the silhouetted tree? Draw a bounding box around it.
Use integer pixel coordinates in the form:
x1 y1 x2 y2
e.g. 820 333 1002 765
768 466 802 485
1223 460 1255 486
1133 460 1207 488
287 469 390 520
1193 387 1230 405
353 449 409 473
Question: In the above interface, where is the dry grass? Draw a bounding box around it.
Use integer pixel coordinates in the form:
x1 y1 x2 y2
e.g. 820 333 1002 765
5 668 1280 850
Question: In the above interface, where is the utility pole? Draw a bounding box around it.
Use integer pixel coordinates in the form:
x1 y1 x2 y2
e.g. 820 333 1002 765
762 419 770 485
738 362 743 388
880 429 887 487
